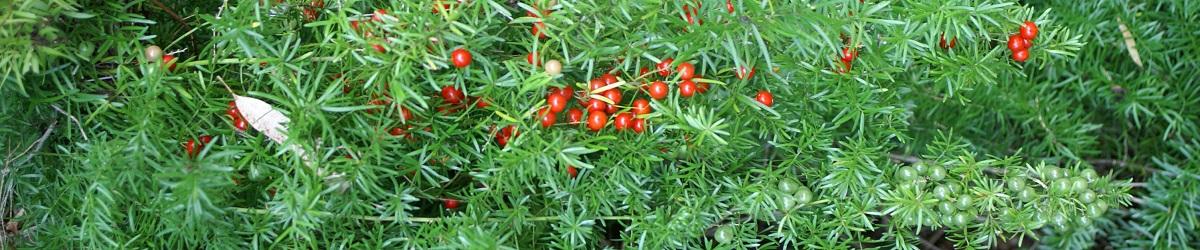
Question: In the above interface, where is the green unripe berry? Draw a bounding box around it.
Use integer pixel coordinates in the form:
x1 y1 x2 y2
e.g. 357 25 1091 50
1052 213 1068 229
897 166 919 181
932 185 950 200
1006 177 1025 192
1079 190 1097 203
927 166 947 181
938 201 956 214
1078 216 1093 227
1051 179 1071 194
794 186 813 205
1018 187 1037 202
1081 168 1099 181
912 162 928 174
778 179 800 194
778 195 797 211
714 226 735 244
1096 200 1109 211
945 182 961 194
955 195 973 210
951 212 971 227
1089 200 1109 217
1001 208 1019 218
1043 167 1062 179
1070 177 1088 192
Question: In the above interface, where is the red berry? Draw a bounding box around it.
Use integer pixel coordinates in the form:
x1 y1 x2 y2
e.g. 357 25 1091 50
367 98 390 114
736 66 755 80
683 5 694 24
602 73 618 86
677 62 695 80
532 22 547 39
185 139 198 157
527 52 539 66
602 89 622 108
441 86 464 104
451 48 472 68
547 93 568 113
632 98 651 115
755 90 774 107
350 20 361 32
199 135 213 145
556 86 574 99
726 0 734 13
697 82 710 94
648 81 669 100
496 135 509 147
567 108 584 124
474 97 490 109
656 58 674 77
432 4 451 13
372 9 388 22
389 126 414 140
1007 34 1026 51
679 79 697 97
613 112 633 131
162 54 177 71
311 0 324 9
639 67 651 77
538 108 557 128
233 118 249 131
589 78 606 92
443 199 460 209
504 126 518 137
840 48 856 63
586 99 608 112
401 106 414 121
567 166 578 178
1019 21 1038 40
302 8 319 21
632 118 645 133
587 111 607 132
604 90 624 112
372 44 387 53
1012 49 1029 63
226 107 241 120
1023 37 1032 50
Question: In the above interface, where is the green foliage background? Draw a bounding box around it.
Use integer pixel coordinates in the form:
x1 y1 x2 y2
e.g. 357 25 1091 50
0 0 1196 249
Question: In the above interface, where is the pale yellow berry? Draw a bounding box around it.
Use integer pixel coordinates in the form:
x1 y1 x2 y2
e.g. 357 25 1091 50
145 45 163 62
544 59 562 76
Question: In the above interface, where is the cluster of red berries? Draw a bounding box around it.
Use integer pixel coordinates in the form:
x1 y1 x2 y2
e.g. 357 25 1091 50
183 135 214 158
540 71 650 133
1007 21 1039 63
226 101 249 131
492 125 518 148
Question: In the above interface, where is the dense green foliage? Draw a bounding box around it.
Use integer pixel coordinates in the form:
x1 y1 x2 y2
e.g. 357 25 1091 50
1 0 1196 249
